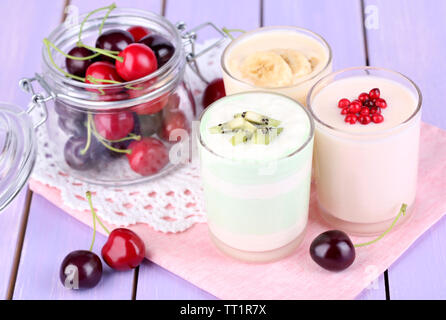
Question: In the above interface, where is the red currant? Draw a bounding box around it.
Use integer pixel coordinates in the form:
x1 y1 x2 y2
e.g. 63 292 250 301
359 107 370 116
375 98 387 109
94 112 134 140
348 101 361 114
116 43 158 81
341 107 349 115
359 115 372 125
363 99 375 108
370 106 381 114
127 26 151 42
372 114 384 123
127 137 169 176
345 114 358 124
369 88 380 99
338 98 350 109
358 93 369 103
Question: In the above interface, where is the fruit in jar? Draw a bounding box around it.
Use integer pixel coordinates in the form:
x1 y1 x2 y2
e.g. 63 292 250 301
158 110 190 142
64 136 95 170
127 26 150 42
126 137 169 176
101 228 146 271
66 47 95 77
138 112 162 137
138 34 175 67
60 250 102 289
202 78 226 108
115 43 158 81
95 29 135 61
93 111 135 141
310 230 356 271
85 61 123 93
55 101 85 121
58 117 86 137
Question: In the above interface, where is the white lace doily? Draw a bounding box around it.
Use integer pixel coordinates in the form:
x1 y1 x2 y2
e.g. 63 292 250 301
32 39 229 233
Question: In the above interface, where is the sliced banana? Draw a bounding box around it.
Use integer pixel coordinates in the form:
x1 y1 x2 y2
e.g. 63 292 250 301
240 51 293 87
274 49 313 78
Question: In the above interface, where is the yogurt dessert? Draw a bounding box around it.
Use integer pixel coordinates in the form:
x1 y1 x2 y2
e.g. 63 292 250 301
308 67 422 235
221 26 332 105
199 92 314 262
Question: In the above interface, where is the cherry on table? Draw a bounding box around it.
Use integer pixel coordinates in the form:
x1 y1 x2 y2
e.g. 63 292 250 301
115 43 158 81
127 26 151 42
127 137 169 176
93 111 135 141
310 230 355 271
139 34 175 68
101 228 146 271
60 250 102 289
66 46 95 77
202 78 226 108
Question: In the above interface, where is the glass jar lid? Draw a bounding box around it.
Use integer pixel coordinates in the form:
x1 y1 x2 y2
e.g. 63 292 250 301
0 103 36 212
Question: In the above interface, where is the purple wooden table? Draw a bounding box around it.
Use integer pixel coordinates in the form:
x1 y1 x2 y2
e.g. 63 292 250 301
1 0 445 300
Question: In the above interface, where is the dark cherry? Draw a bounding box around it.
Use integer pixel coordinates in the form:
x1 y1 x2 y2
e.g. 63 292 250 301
139 34 175 67
310 230 355 271
202 78 226 108
60 250 102 289
66 47 95 77
95 29 135 61
64 136 95 171
101 228 146 270
138 112 162 137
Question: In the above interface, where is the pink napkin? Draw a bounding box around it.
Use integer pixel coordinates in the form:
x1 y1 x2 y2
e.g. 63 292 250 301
29 122 446 299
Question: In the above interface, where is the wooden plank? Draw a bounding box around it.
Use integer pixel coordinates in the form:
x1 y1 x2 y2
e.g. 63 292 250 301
134 0 261 300
0 0 68 299
263 0 386 300
364 0 446 299
13 194 135 299
69 0 162 13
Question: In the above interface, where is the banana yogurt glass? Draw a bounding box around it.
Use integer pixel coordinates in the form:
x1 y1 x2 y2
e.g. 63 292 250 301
221 26 332 106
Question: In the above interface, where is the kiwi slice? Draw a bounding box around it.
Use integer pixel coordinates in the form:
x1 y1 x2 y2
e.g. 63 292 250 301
230 130 253 146
209 117 257 134
252 127 284 145
235 111 281 127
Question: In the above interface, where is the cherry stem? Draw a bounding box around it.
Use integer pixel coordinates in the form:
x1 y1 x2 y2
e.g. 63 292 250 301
43 39 85 82
86 191 97 251
222 27 246 40
89 115 136 154
77 42 123 63
78 3 117 44
354 203 408 248
80 115 92 155
86 191 110 237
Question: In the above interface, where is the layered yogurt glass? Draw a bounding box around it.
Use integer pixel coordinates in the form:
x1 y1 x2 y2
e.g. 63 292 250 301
308 67 422 235
221 26 332 106
199 92 314 262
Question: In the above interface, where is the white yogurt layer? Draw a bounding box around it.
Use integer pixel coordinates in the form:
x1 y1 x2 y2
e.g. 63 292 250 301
200 92 311 161
312 76 418 134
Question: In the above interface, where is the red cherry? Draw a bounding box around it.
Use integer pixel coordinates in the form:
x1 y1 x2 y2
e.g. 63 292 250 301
94 112 134 140
372 114 384 123
127 137 169 176
127 26 151 42
341 107 349 115
375 98 387 109
158 110 190 142
345 114 358 124
202 78 226 108
337 98 350 109
116 43 158 81
359 115 372 125
359 107 370 116
348 101 361 114
358 93 369 103
85 61 123 94
369 88 380 99
101 228 145 271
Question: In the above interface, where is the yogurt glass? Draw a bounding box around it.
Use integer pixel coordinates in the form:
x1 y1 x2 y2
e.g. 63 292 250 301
199 92 314 262
308 67 422 235
221 26 332 106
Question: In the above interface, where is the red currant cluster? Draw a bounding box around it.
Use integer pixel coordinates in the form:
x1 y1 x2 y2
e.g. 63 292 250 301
338 88 387 125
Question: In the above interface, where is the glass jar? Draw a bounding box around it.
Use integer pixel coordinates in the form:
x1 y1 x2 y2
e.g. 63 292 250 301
308 67 422 235
0 8 228 211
